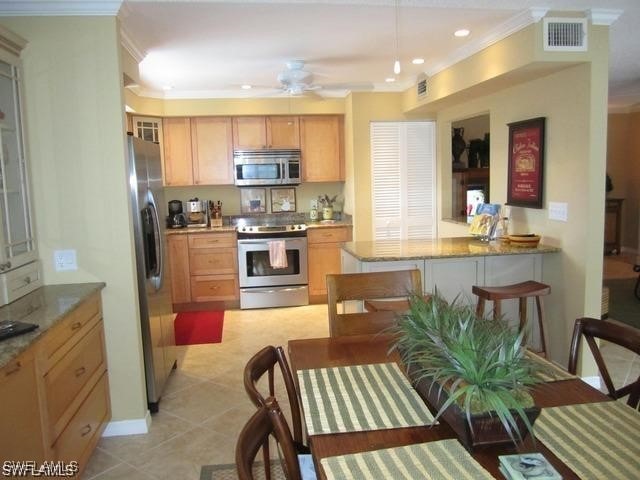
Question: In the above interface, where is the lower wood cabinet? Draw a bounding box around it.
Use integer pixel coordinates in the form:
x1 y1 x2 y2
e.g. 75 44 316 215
0 290 109 475
168 232 239 308
53 373 110 463
0 348 47 461
168 234 191 304
308 226 352 301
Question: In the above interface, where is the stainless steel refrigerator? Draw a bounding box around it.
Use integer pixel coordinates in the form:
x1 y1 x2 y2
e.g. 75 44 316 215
127 134 176 412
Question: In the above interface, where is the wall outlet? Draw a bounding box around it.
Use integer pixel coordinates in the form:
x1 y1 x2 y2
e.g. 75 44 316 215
54 249 77 271
310 199 318 209
548 202 568 222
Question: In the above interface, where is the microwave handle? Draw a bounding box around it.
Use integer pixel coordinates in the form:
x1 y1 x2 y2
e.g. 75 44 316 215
280 158 286 181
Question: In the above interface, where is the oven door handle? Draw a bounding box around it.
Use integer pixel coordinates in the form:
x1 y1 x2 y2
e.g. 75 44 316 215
237 240 273 246
238 239 304 245
241 286 307 294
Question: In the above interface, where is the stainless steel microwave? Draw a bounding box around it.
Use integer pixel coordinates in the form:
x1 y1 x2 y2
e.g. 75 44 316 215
233 149 301 186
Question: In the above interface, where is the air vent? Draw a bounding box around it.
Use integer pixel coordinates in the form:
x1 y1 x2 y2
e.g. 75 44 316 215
543 18 587 51
416 77 427 97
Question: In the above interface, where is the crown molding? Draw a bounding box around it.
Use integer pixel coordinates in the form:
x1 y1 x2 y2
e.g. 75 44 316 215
588 9 622 26
0 1 123 16
120 26 146 63
425 7 549 77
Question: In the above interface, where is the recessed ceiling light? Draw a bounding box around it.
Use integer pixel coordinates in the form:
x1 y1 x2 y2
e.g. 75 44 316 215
161 85 173 91
241 84 252 90
385 77 396 83
412 58 425 65
454 29 470 37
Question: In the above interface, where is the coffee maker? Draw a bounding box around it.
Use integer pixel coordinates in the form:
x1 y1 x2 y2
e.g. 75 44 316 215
186 198 208 228
167 200 187 228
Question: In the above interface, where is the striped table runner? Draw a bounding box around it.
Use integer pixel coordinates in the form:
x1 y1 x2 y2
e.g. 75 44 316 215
320 439 493 480
298 362 436 435
535 401 640 479
524 350 577 382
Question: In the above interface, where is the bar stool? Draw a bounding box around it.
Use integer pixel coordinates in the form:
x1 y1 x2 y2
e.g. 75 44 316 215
472 280 551 356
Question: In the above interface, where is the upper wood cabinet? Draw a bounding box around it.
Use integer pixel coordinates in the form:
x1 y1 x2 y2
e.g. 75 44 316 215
163 117 193 186
267 116 300 148
300 115 344 182
233 116 300 149
191 117 234 185
163 117 234 186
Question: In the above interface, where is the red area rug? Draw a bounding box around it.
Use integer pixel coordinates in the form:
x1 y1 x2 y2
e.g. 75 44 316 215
174 311 224 345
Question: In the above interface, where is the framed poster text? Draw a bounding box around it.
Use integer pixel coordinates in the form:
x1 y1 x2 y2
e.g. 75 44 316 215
507 117 545 209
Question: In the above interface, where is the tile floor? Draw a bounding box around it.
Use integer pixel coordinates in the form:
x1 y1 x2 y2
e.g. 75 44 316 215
84 304 329 480
84 254 639 479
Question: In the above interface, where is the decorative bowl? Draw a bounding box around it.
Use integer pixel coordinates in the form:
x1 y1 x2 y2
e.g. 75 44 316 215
508 234 541 247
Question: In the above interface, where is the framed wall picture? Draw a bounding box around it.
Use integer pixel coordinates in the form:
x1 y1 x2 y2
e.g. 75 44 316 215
240 188 267 214
271 187 296 213
506 117 545 209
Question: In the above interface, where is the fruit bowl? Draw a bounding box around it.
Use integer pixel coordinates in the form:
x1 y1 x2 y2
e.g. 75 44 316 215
508 234 541 247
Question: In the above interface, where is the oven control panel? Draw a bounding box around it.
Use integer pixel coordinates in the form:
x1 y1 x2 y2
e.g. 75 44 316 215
237 224 307 234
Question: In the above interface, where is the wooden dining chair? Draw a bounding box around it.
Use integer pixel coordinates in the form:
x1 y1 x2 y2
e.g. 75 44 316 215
326 269 422 337
568 317 640 408
236 397 309 480
243 345 307 480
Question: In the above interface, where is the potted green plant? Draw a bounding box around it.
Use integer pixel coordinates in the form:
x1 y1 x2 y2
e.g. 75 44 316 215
393 292 546 450
318 194 338 220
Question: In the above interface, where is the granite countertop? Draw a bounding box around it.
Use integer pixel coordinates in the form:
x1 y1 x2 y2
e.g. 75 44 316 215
0 283 106 369
342 236 560 262
165 225 236 235
165 221 352 235
305 220 352 229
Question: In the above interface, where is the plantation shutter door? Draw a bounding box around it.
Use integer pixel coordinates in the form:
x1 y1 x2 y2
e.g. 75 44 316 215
371 123 402 239
406 122 435 239
371 122 436 241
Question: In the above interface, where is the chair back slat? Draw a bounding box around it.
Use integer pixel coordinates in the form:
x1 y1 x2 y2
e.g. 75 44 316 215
244 346 305 447
326 269 422 337
236 397 302 480
568 317 640 408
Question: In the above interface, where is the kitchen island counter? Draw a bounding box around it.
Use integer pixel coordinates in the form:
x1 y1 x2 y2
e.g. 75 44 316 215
342 236 559 262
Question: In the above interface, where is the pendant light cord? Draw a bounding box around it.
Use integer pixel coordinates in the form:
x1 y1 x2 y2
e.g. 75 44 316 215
394 0 401 75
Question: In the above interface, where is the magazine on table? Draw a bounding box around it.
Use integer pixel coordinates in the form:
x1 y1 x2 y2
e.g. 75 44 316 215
499 453 562 480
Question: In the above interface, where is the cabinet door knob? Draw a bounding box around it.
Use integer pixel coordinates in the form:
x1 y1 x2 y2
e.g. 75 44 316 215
71 322 82 331
80 424 92 437
75 366 87 377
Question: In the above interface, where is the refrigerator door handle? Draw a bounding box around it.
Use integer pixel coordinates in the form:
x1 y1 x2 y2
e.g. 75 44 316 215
146 190 163 291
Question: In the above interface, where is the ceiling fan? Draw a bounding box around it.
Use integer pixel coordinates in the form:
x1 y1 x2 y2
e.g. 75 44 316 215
276 60 322 96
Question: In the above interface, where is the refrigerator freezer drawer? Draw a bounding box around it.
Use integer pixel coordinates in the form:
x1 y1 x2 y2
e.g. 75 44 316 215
0 260 42 306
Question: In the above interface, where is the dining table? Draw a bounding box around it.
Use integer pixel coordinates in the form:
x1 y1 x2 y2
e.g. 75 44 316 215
288 333 635 480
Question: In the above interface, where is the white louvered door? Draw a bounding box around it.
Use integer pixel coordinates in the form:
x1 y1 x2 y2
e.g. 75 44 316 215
371 122 436 240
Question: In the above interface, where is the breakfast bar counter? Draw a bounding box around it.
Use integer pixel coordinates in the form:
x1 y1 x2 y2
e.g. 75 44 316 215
342 236 559 262
341 237 560 350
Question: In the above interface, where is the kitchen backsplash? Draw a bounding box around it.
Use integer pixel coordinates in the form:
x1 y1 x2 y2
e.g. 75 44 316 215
165 182 344 217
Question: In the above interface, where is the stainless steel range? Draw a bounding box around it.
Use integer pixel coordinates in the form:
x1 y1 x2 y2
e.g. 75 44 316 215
235 216 308 309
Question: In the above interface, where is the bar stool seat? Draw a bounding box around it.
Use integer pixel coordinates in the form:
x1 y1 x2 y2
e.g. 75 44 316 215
472 280 550 356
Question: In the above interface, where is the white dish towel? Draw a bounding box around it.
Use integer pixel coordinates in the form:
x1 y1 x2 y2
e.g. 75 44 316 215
268 240 288 269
